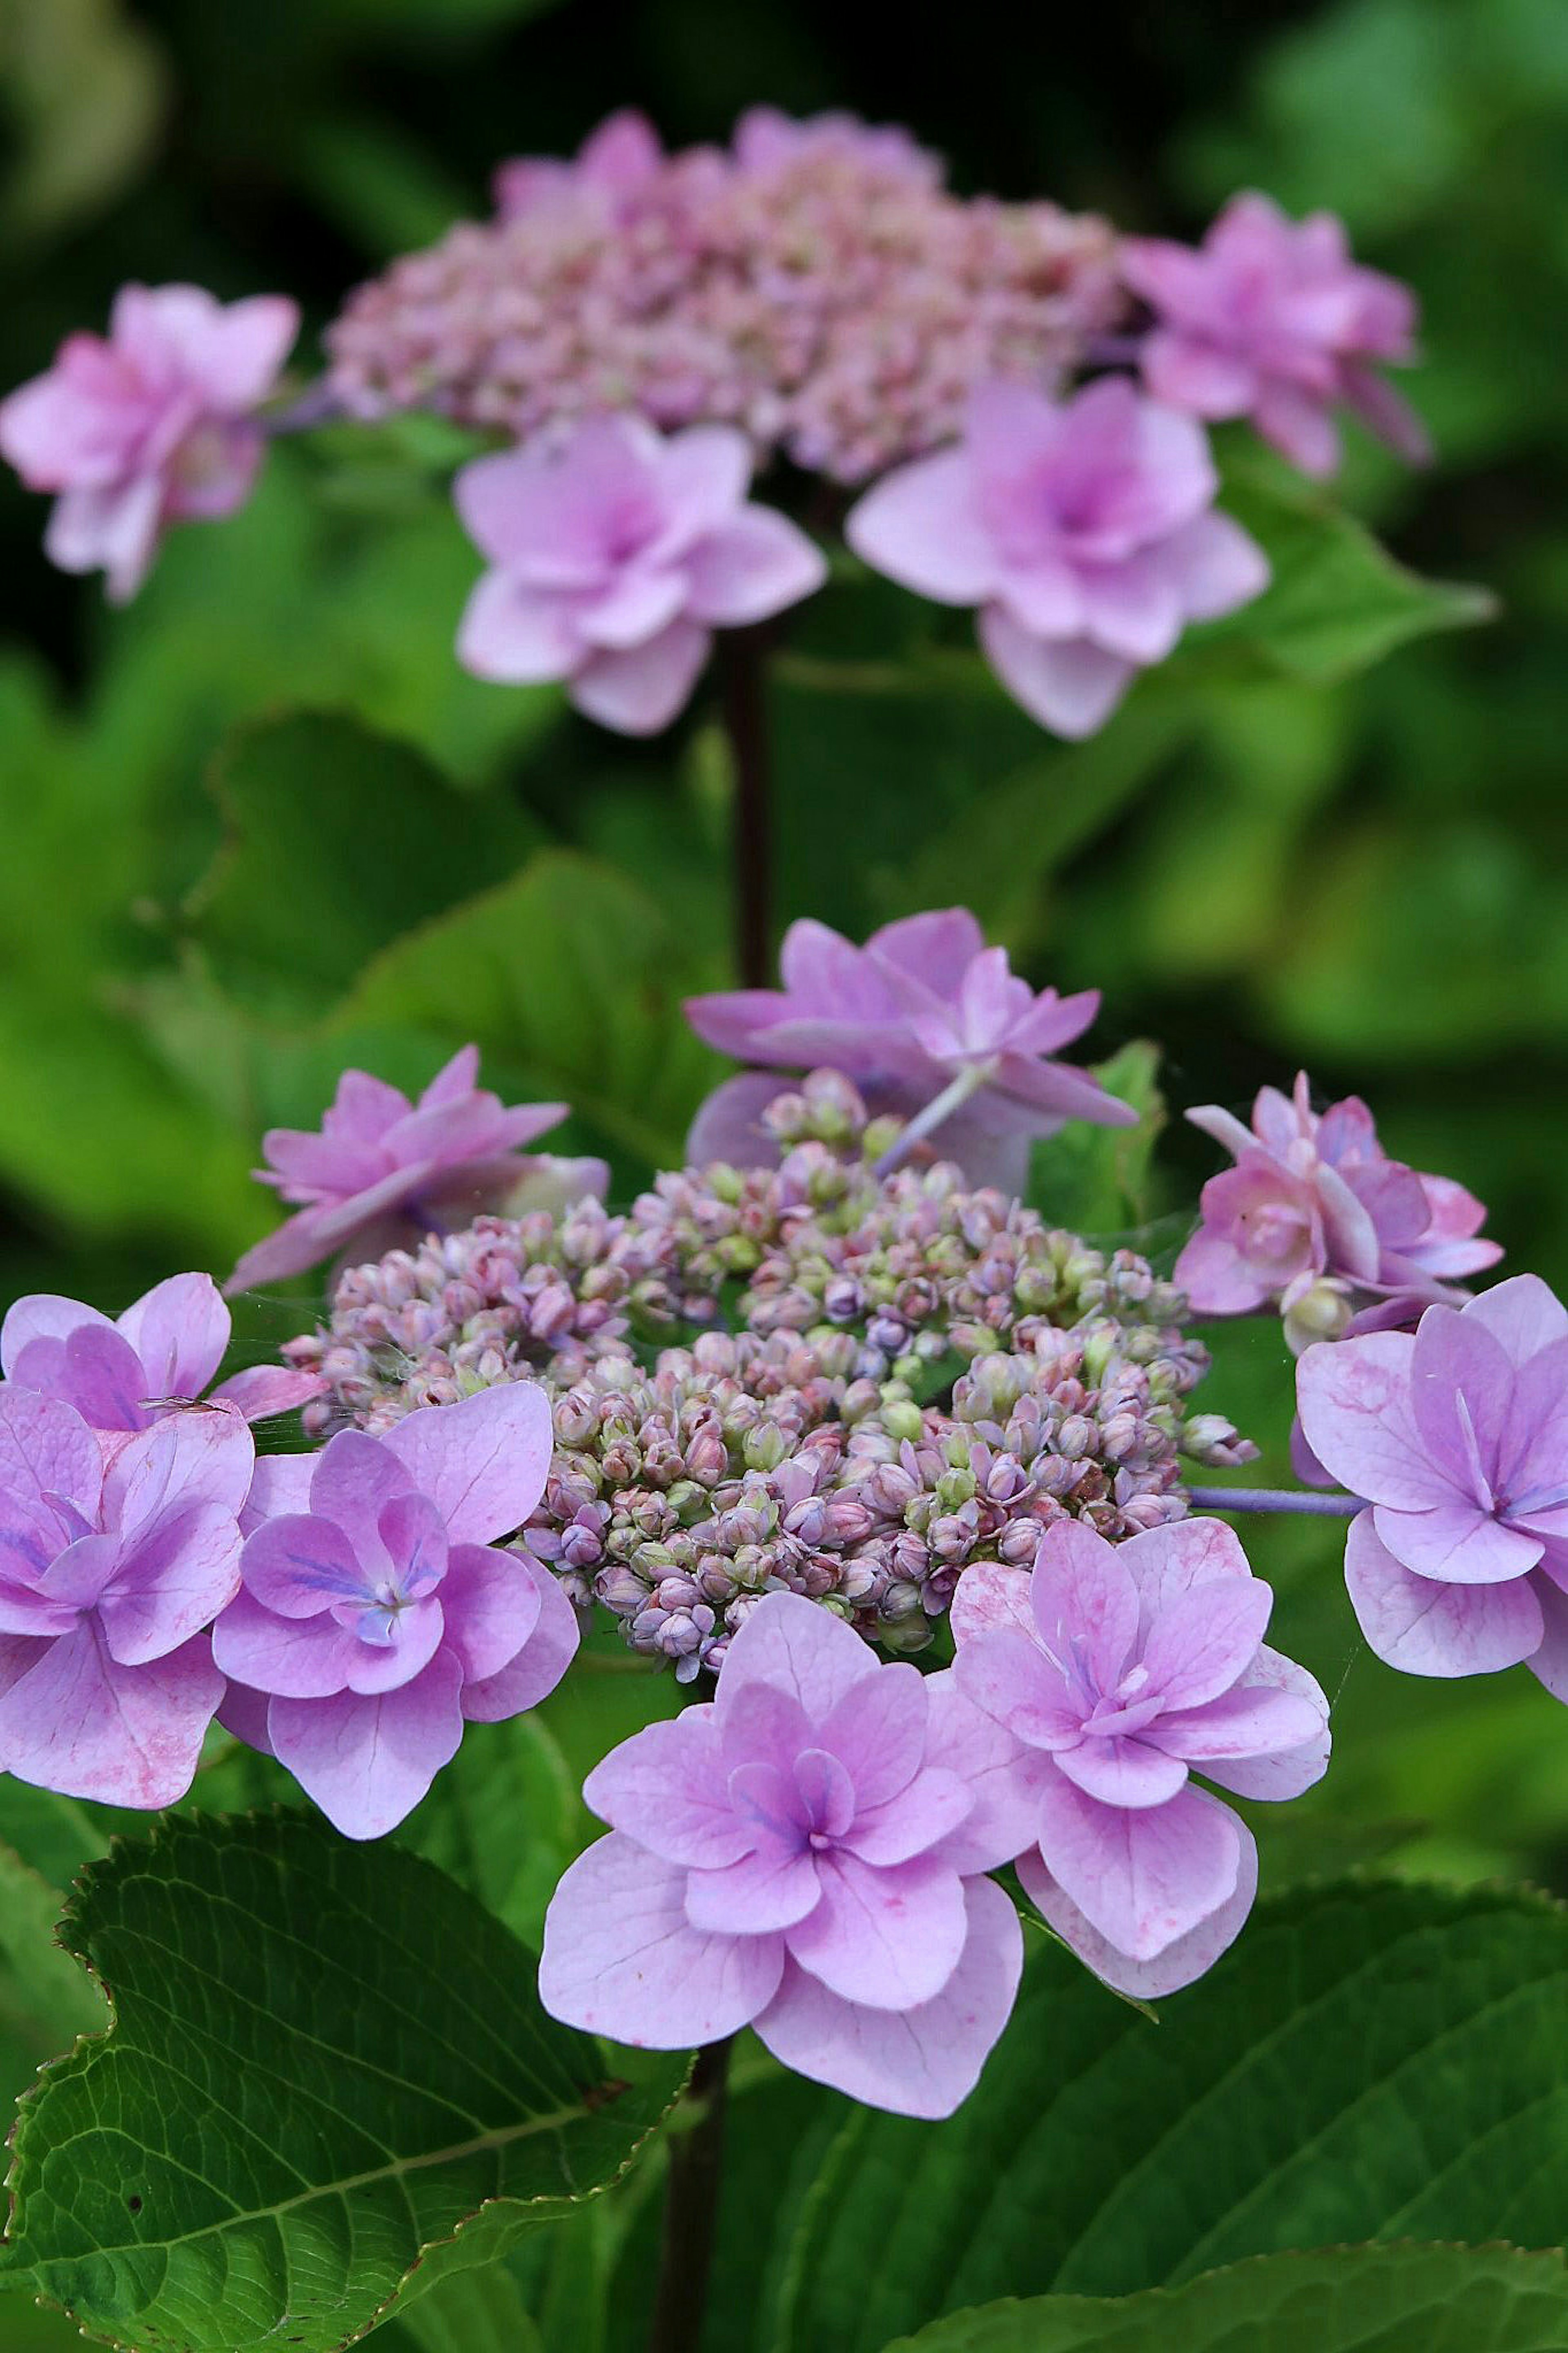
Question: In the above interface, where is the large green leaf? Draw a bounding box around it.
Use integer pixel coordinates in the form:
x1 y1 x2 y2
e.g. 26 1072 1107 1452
879 2246 1568 2353
0 1811 685 2353
1025 1042 1167 1234
331 849 725 1173
771 1881 1568 2350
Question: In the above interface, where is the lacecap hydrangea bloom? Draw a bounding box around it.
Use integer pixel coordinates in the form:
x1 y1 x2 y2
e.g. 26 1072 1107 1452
951 1516 1330 1995
685 908 1136 1194
1177 1070 1500 1351
0 283 298 600
1297 1276 1568 1692
228 1044 594 1293
214 1383 577 1838
452 414 826 734
846 377 1269 736
1121 191 1428 479
539 1589 1027 2117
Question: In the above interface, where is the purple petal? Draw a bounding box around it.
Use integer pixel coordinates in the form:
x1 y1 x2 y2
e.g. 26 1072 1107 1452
684 1071 790 1170
949 1560 1033 1647
1525 1574 1568 1706
97 1501 243 1665
0 1294 111 1377
1294 1330 1452 1508
342 1597 446 1695
1029 1519 1140 1686
1035 1772 1242 1961
308 1428 416 1533
817 1660 927 1809
117 1272 231 1402
268 1650 466 1838
955 1629 1080 1750
239 1451 313 1534
1371 1497 1539 1586
243 1512 365 1618
437 1542 541 1683
1462 1275 1568 1366
1345 1505 1543 1676
783 1848 967 2010
211 1586 361 1697
103 1407 255 1529
978 608 1135 739
456 571 581 682
716 1589 878 1726
922 1667 1055 1872
539 1832 783 2044
685 1843 822 1934
844 448 996 604
569 618 711 735
216 1677 275 1756
840 1767 974 1866
1053 1735 1189 1809
0 1389 103 1521
1019 1799 1258 1997
1138 1576 1272 1711
210 1364 324 1423
682 508 826 627
754 1874 1022 2119
1117 1515 1254 1624
1194 1645 1331 1800
227 1206 343 1293
1145 1681 1327 1766
573 564 688 651
0 1621 222 1808
648 424 752 550
459 1550 579 1718
1408 1305 1513 1488
381 1381 554 1545
582 1708 752 1867
50 1326 151 1431
1158 509 1270 622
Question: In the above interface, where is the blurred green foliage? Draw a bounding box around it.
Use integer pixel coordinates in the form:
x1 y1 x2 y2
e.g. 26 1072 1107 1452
0 12 1564 2339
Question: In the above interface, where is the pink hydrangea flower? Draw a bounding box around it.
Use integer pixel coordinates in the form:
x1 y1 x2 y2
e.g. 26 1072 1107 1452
0 282 298 601
731 105 940 186
227 1046 582 1293
1297 1275 1568 1693
1176 1071 1500 1334
0 1390 254 1805
684 907 1136 1193
1121 192 1428 479
845 376 1267 738
213 1383 576 1838
539 1590 1027 2118
950 1516 1329 1998
453 415 827 734
493 108 668 221
2 1272 319 1459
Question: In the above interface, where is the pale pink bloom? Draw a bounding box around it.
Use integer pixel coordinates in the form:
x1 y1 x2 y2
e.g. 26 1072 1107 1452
951 1517 1328 1997
1121 192 1428 477
1 1273 318 1458
685 908 1134 1193
1298 1276 1568 1693
214 1383 575 1838
539 1590 1027 2117
0 283 298 600
1176 1071 1499 1329
453 415 826 734
493 109 668 221
731 106 941 187
846 376 1267 737
227 1046 576 1292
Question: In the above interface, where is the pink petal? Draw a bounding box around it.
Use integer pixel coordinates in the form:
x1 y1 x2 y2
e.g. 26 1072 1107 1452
163 290 298 410
1139 1576 1272 1710
955 1628 1080 1750
1172 1227 1278 1315
97 1500 243 1665
1371 1497 1539 1586
1137 327 1260 419
583 1708 752 1867
1525 1574 1568 1705
1157 509 1270 621
382 1381 553 1545
1053 1735 1189 1808
1252 381 1340 477
210 1363 324 1423
1346 1505 1543 1674
949 1559 1033 1646
458 1550 578 1719
754 1873 1022 2119
539 1831 783 2043
1019 1800 1258 1996
1194 1644 1331 1800
716 1589 878 1725
684 1842 822 1934
647 424 752 551
456 570 581 683
342 1597 446 1695
239 1452 312 1532
1119 1516 1256 1628
682 508 827 627
48 1325 151 1430
226 1205 343 1293
922 1668 1054 1872
117 1272 230 1401
573 564 688 651
0 1621 222 1807
783 1848 967 2010
437 1541 541 1683
977 607 1135 738
1 1293 111 1377
268 1650 466 1838
0 1388 104 1521
844 448 996 604
103 1405 255 1528
1462 1275 1568 1366
869 908 987 991
1408 1305 1513 1483
841 1767 974 1865
1072 553 1185 665
684 1071 790 1170
817 1660 927 1808
1036 1772 1242 1961
1145 1681 1326 1766
242 1512 363 1619
1029 1519 1140 1684
569 617 711 735
1294 1329 1452 1508
212 1586 362 1697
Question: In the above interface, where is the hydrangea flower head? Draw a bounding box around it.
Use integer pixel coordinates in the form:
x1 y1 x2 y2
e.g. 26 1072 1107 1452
1297 1275 1568 1691
228 1046 581 1292
213 1382 575 1837
1176 1071 1499 1332
453 415 826 734
952 1515 1329 1996
1121 192 1428 478
539 1589 1025 2117
0 283 298 600
684 909 1136 1192
2 1272 319 1456
0 1390 254 1805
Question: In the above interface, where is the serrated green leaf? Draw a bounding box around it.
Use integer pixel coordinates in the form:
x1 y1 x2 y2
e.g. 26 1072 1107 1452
373 2258 544 2353
0 1811 685 2353
396 1711 579 1952
878 2245 1568 2353
772 1880 1568 2351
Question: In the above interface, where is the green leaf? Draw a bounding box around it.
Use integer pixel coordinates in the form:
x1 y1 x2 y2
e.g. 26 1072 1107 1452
331 848 725 1174
1210 457 1495 685
396 1711 579 1952
771 1880 1568 2350
374 2260 545 2353
0 1811 685 2353
189 711 539 1017
1025 1043 1167 1233
878 2246 1568 2353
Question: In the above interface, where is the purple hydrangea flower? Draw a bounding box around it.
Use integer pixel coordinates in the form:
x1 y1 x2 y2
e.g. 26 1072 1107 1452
0 282 298 601
951 1515 1329 1997
684 908 1136 1195
2 1272 320 1460
845 376 1268 737
539 1589 1027 2117
0 1390 254 1805
452 415 826 734
227 1046 584 1293
1120 192 1428 479
1176 1071 1499 1337
213 1382 576 1838
1297 1275 1568 1692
